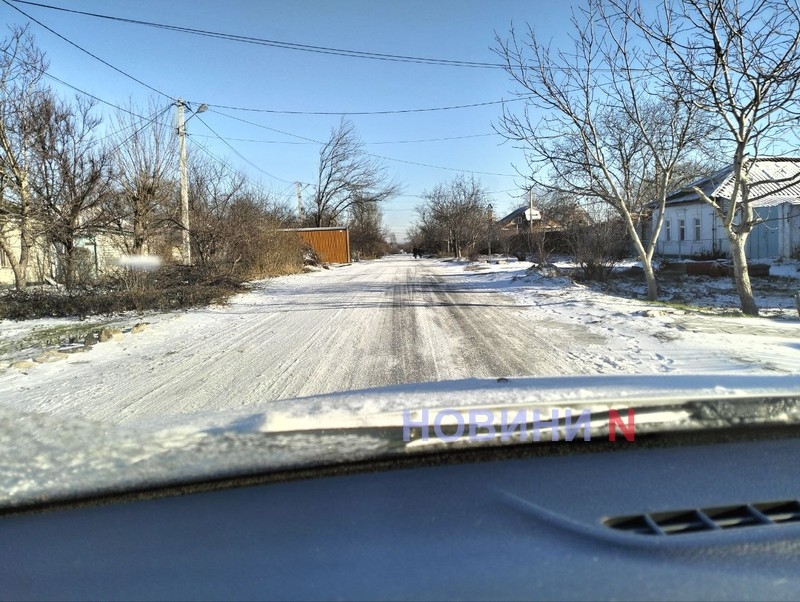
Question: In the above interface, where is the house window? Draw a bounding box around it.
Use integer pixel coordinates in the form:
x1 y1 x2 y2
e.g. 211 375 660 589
679 219 686 241
694 217 701 241
665 220 671 242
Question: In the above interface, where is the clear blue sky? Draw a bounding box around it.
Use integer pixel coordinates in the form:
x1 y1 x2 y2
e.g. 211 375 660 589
1 0 577 240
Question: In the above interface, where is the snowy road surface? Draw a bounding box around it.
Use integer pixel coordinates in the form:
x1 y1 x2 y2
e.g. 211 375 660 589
2 254 799 424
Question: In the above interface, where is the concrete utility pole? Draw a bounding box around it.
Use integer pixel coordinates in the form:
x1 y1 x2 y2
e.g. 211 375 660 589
176 99 207 266
487 203 493 258
529 188 534 235
296 182 304 223
177 100 190 265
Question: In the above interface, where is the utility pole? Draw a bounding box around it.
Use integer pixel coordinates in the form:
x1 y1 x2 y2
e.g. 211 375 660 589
176 99 207 266
529 188 534 236
296 182 304 223
177 99 191 266
487 203 493 258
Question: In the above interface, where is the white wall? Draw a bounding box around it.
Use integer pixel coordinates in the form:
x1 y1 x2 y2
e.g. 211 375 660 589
653 203 725 258
654 201 800 260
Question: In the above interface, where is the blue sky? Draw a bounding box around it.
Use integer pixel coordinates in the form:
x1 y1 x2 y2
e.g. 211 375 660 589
1 0 577 240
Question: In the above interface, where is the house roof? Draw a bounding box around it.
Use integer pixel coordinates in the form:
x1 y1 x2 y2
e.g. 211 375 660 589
666 157 800 208
496 206 542 226
496 206 528 226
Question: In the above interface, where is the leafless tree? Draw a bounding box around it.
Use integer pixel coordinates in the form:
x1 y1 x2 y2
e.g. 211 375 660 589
106 98 177 256
308 119 399 227
621 0 800 315
348 202 388 260
222 194 305 278
495 0 715 301
0 26 49 291
416 175 491 259
185 155 302 276
547 192 629 280
29 94 112 288
187 154 247 270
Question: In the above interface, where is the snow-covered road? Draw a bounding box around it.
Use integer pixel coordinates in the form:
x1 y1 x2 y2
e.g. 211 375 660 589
2 254 798 424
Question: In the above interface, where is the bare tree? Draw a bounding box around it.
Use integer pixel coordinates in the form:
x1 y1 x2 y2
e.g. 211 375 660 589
622 0 800 315
29 94 112 288
547 192 629 280
417 175 491 259
0 26 49 291
107 98 177 256
348 202 389 260
495 0 715 301
406 218 446 256
187 154 247 270
308 119 399 227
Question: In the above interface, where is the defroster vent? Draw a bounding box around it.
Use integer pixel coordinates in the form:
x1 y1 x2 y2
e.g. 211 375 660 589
604 500 800 536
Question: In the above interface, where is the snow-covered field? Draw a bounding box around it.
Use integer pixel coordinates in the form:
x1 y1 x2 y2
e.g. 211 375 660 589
1 254 798 425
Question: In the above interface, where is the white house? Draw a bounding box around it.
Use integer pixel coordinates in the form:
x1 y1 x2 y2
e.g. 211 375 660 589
653 157 800 260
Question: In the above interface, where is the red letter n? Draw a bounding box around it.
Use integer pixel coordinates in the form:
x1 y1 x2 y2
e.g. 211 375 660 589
608 409 635 442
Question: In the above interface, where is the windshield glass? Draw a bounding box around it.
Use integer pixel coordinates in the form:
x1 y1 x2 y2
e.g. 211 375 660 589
1 0 800 506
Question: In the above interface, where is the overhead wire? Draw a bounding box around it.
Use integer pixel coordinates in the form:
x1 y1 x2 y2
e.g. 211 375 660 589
201 98 525 116
102 103 174 152
0 45 167 123
192 113 298 185
3 1 523 196
367 152 517 178
189 131 499 145
9 0 505 69
5 0 520 117
2 0 174 100
9 0 522 117
209 108 518 179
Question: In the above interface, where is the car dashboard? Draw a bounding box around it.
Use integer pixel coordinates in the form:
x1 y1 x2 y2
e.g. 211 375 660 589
3 425 800 601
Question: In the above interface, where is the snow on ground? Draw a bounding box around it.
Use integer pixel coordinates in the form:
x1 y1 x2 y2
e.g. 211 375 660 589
0 255 798 426
442 256 800 376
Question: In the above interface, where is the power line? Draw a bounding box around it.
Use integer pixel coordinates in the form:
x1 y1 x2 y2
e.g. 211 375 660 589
192 113 297 185
188 132 499 145
209 109 517 178
402 187 521 197
367 133 499 145
104 103 174 153
10 0 505 69
0 44 170 126
367 152 517 178
3 0 174 100
208 109 323 143
5 0 521 120
201 97 525 116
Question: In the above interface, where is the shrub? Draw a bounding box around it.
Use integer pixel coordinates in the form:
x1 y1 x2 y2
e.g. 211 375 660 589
0 265 244 321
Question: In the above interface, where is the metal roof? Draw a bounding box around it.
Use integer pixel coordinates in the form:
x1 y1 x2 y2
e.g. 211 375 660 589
666 157 800 207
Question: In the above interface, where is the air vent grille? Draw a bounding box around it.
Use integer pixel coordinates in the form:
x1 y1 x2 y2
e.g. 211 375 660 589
604 500 800 536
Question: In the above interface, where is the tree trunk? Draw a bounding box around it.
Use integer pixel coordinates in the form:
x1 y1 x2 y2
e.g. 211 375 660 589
642 260 658 302
623 211 659 302
62 241 76 290
0 234 27 292
728 233 759 316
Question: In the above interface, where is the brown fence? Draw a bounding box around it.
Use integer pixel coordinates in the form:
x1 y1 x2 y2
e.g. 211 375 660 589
283 227 351 264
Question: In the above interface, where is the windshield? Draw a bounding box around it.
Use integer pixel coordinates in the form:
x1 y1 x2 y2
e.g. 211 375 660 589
1 0 800 508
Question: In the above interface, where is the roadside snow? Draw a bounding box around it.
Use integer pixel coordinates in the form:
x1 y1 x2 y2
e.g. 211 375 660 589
0 255 798 425
440 258 800 376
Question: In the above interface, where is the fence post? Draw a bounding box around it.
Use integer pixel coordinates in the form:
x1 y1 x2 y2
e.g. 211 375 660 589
795 291 800 318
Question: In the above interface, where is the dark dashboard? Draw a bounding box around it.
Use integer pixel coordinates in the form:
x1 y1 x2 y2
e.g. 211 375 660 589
3 427 800 600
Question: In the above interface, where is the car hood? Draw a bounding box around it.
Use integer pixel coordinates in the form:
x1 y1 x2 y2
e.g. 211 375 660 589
3 373 800 509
